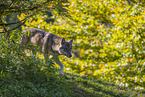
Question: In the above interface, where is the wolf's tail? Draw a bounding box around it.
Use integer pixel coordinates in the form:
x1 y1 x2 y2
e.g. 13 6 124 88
20 35 30 45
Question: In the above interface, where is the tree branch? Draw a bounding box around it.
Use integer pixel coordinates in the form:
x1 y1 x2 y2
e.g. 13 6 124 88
0 1 50 15
0 10 36 29
8 20 26 33
0 20 26 34
0 18 25 26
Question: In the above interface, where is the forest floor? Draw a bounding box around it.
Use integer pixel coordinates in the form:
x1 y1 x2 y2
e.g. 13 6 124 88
1 72 145 97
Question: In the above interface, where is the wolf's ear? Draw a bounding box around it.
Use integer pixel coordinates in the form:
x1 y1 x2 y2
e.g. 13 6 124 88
61 38 65 44
69 39 73 44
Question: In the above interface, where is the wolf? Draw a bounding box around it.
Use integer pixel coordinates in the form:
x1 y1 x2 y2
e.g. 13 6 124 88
20 28 73 74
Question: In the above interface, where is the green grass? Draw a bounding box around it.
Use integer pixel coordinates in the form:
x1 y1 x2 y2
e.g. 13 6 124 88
1 72 144 97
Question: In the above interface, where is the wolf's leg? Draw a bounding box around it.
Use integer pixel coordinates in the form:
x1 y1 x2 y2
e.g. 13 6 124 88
31 50 37 58
53 56 63 74
44 53 50 64
20 35 30 56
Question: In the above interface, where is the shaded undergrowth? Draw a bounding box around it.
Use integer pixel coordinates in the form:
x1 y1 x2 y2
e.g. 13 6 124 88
0 71 145 97
0 39 144 97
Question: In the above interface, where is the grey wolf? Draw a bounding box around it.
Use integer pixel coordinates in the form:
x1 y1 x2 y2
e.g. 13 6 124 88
20 28 73 74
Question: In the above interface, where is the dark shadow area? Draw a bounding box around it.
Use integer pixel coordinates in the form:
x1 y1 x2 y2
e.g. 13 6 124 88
64 73 143 97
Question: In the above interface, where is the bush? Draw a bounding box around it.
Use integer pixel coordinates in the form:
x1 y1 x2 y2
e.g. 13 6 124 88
0 34 57 81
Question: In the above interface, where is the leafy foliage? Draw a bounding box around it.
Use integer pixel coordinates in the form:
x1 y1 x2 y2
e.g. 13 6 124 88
0 0 70 39
1 37 143 96
18 0 145 89
0 0 145 96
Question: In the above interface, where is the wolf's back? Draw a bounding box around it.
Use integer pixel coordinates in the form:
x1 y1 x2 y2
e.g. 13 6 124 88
22 28 45 36
20 28 46 45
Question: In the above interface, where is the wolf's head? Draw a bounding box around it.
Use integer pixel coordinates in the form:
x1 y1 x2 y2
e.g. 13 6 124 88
59 38 73 58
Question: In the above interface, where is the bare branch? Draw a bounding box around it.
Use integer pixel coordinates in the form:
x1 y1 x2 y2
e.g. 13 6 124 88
0 19 25 26
0 12 35 33
8 20 26 33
